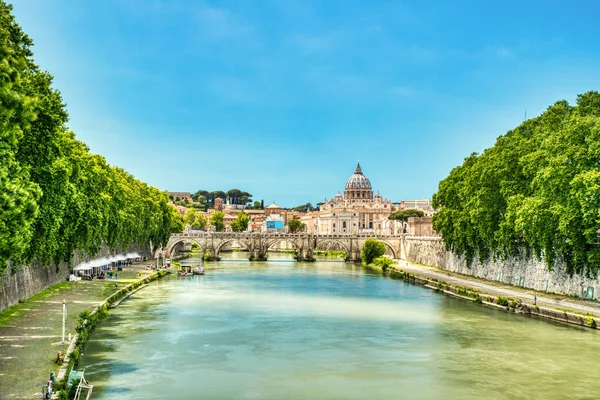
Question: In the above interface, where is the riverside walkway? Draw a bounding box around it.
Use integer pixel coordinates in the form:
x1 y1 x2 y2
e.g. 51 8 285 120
0 262 156 399
401 261 600 317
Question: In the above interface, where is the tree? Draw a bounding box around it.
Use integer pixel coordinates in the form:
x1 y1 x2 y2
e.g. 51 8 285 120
260 199 264 209
292 203 314 212
252 200 261 209
362 239 386 265
433 91 600 275
0 2 176 271
183 208 196 226
192 214 207 230
210 211 225 232
288 220 306 233
169 207 185 233
230 212 249 232
388 209 425 221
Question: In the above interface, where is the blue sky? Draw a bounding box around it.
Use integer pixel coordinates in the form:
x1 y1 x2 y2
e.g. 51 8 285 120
12 0 600 207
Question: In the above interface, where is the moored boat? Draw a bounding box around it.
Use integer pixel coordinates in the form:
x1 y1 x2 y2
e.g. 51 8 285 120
193 265 205 275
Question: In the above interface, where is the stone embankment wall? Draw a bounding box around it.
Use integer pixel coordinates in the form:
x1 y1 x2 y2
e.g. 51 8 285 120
0 243 152 312
401 236 599 300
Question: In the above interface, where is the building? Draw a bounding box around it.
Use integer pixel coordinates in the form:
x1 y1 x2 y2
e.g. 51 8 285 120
169 192 193 202
399 199 434 216
318 163 396 234
300 211 320 234
263 214 285 232
406 217 439 236
214 197 224 211
265 203 282 216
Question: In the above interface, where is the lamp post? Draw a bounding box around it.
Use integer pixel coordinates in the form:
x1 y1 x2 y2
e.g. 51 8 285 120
62 299 66 344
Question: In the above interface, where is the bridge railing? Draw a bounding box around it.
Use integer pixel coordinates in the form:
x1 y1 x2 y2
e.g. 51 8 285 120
170 232 403 239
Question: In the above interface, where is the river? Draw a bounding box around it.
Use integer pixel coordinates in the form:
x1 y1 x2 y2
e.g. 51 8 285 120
77 253 600 399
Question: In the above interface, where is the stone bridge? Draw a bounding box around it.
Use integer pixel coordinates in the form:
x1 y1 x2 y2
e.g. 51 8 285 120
165 232 403 262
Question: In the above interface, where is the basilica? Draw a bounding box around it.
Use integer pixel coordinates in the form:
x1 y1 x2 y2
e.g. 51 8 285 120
314 163 396 234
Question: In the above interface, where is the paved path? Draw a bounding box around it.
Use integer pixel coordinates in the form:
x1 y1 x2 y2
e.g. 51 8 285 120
401 262 600 316
0 262 155 399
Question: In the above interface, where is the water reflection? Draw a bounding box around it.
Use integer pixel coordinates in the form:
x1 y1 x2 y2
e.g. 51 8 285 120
78 254 600 400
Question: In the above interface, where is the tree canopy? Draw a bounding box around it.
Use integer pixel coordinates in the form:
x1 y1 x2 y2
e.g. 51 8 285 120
433 91 600 275
388 209 425 221
230 212 249 232
292 203 319 212
210 211 225 232
361 239 386 265
287 220 306 233
192 189 253 206
0 2 176 272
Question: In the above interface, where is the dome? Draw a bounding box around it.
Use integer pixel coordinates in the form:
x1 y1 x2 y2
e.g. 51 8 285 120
335 191 343 200
345 163 372 190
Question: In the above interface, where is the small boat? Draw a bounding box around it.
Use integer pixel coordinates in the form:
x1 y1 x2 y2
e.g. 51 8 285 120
193 266 205 275
179 264 193 276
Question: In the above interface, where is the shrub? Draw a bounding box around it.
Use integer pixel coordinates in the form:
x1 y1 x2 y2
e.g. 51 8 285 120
496 297 510 307
373 256 394 272
362 239 386 265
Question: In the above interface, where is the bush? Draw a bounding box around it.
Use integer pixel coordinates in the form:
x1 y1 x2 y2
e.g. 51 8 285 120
362 239 386 265
373 256 394 272
496 297 510 307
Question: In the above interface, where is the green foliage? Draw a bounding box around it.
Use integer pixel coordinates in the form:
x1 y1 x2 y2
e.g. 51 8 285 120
287 219 306 233
362 239 386 265
210 211 225 232
313 250 346 257
373 256 394 271
191 213 207 230
183 208 196 226
433 91 600 275
292 203 318 212
0 3 176 272
230 212 249 232
496 297 510 307
388 209 425 221
169 207 184 233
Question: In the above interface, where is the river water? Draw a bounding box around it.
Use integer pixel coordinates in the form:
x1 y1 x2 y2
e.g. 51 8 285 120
78 253 600 399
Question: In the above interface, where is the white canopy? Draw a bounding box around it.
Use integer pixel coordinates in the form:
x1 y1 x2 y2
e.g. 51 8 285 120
91 257 110 268
115 254 127 261
125 252 141 259
73 261 92 271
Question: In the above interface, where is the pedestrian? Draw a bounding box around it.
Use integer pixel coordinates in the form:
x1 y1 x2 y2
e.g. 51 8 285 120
533 291 537 307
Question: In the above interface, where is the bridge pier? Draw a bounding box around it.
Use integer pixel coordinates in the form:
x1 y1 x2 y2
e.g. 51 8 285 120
296 247 315 262
345 248 362 263
249 250 268 261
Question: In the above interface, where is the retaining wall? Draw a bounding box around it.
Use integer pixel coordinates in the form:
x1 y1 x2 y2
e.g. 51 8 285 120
402 236 600 300
0 243 152 312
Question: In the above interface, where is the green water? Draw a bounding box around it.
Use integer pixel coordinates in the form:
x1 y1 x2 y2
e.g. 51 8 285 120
78 253 600 399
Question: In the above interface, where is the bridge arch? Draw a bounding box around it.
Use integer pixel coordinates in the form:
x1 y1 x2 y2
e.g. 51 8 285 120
266 238 299 252
214 238 249 257
315 239 350 254
377 240 398 259
166 237 207 257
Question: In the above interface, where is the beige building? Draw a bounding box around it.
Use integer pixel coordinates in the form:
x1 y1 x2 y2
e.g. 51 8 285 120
318 163 396 235
399 199 434 216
